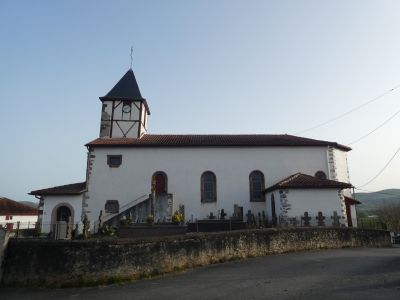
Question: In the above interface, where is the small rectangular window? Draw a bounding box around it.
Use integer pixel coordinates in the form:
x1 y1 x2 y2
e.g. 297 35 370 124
105 200 119 214
107 155 122 168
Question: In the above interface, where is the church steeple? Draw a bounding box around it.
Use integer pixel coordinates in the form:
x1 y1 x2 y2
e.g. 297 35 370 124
103 69 144 100
99 69 150 139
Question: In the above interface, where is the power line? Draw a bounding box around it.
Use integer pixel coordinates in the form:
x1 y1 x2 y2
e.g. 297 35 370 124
347 107 400 145
358 145 400 188
296 83 400 135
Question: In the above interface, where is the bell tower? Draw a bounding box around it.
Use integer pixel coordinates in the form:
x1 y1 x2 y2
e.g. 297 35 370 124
99 69 150 138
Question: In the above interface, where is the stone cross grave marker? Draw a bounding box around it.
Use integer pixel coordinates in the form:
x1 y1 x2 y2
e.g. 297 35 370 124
220 209 227 220
246 210 253 225
331 211 340 227
302 212 311 226
262 211 267 227
316 212 326 226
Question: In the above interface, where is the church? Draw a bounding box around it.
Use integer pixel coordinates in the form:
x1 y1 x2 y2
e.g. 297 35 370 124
30 67 359 234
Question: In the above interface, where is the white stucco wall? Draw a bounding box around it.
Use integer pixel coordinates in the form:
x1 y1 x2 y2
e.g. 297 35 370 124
350 205 358 227
85 146 332 223
0 215 38 229
266 189 345 227
41 195 83 233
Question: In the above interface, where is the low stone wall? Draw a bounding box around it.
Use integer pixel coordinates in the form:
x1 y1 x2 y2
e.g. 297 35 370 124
0 229 10 282
1 228 391 287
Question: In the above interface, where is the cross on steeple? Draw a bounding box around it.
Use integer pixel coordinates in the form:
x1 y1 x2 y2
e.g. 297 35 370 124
130 46 133 69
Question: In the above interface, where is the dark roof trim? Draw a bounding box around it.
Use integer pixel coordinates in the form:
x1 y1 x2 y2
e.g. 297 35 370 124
265 173 353 193
29 182 87 196
85 134 351 151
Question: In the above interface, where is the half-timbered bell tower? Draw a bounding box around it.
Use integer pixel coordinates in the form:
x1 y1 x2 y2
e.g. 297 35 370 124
99 69 150 138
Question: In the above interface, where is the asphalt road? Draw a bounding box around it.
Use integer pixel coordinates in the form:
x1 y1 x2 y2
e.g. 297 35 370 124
1 248 400 300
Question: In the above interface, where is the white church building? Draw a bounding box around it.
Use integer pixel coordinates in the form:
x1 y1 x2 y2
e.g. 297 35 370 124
30 68 359 234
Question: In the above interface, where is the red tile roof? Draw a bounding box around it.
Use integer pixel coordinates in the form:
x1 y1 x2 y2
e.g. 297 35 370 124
29 182 86 196
0 197 38 216
86 134 351 151
265 173 352 193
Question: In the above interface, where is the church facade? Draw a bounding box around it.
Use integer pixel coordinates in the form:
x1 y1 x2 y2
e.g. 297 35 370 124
30 68 359 233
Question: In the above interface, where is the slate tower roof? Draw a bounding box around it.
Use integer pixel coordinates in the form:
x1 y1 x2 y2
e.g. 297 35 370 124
99 68 150 113
100 69 144 100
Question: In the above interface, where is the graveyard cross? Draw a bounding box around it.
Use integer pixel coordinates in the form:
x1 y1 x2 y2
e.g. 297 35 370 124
262 211 267 227
246 210 253 224
257 212 262 227
316 212 326 226
302 212 311 226
331 211 340 227
220 209 227 220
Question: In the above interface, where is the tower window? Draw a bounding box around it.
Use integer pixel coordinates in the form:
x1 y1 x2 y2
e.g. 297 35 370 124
107 155 122 168
105 200 119 214
249 171 265 202
315 171 327 180
201 171 217 203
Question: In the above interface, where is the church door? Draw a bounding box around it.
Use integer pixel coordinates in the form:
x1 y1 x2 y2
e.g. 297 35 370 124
55 206 71 239
154 172 167 195
56 206 71 222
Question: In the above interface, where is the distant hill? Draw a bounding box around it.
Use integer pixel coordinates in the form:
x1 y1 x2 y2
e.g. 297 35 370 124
355 189 400 217
19 201 39 209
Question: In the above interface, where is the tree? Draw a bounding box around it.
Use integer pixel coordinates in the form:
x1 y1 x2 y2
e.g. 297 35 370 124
374 203 400 232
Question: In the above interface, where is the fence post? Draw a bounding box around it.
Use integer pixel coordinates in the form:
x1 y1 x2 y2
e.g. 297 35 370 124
16 221 20 238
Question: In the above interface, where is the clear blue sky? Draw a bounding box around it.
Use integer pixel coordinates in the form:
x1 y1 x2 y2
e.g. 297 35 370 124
1 0 399 202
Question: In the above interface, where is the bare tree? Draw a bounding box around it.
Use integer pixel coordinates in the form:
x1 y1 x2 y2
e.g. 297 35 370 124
374 203 400 232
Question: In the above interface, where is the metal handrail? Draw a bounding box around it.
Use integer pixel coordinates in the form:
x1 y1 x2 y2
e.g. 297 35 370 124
104 194 149 222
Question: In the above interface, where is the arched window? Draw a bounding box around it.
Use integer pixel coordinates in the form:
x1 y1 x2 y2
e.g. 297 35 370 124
201 171 217 203
315 171 327 180
249 171 265 202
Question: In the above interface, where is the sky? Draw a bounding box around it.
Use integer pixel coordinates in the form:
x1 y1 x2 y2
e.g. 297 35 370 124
0 0 399 202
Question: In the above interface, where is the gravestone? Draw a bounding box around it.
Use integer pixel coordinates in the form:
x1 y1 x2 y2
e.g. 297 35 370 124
262 211 267 227
246 210 253 224
233 205 243 221
331 211 340 227
289 217 298 227
257 212 262 227
220 209 227 220
316 212 326 226
255 214 260 227
302 212 311 227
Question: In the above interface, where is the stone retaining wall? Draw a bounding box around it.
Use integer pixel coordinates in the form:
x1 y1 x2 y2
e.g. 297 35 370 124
1 228 391 287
